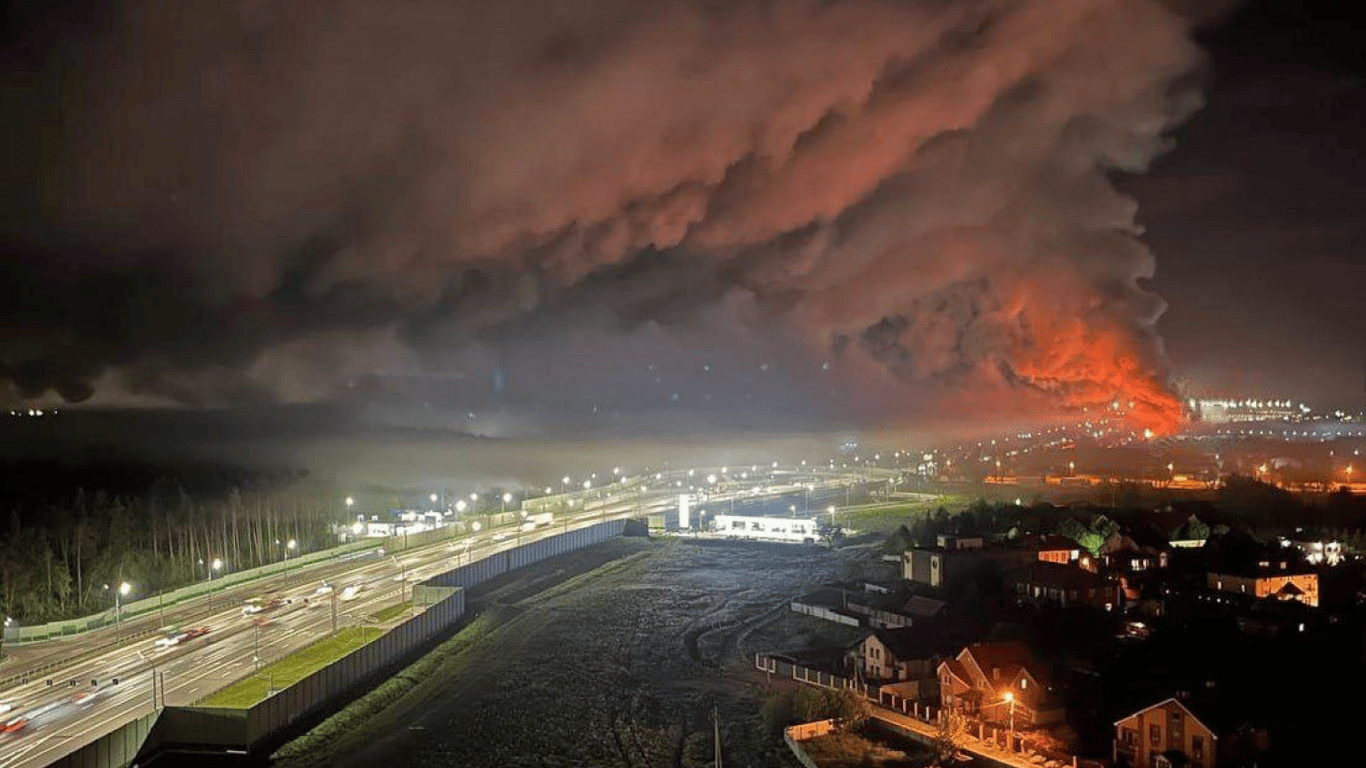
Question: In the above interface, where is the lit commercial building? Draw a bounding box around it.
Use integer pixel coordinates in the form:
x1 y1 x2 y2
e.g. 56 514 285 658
712 514 817 542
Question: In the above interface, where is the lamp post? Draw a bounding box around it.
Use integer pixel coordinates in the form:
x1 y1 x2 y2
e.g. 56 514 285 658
1003 691 1015 747
107 582 132 641
501 492 513 514
1 616 14 660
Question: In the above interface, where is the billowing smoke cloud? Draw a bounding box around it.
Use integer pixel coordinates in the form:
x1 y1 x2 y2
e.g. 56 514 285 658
1 0 1203 434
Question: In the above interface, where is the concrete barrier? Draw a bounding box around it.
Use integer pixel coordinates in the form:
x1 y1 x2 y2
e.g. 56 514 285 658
43 710 159 768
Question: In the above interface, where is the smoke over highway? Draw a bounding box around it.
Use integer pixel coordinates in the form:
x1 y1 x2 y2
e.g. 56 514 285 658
1 0 1206 434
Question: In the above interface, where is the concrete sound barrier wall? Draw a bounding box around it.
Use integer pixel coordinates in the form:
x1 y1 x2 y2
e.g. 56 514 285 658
110 520 631 765
244 586 466 744
43 710 159 768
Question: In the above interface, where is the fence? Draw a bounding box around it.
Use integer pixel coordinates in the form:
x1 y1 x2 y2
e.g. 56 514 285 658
756 653 1088 768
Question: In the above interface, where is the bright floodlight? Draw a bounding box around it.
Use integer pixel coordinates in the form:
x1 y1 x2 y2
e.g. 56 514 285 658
351 521 364 534
827 506 835 514
472 521 482 532
470 492 478 501
455 500 467 513
613 467 621 474
118 582 132 596
562 476 571 485
345 496 355 507
544 487 553 495
582 479 592 489
1004 692 1014 703
430 493 438 503
706 474 717 484
502 492 513 503
287 539 297 550
211 558 223 571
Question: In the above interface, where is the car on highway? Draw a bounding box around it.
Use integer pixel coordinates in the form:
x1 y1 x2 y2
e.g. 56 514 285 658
154 631 189 649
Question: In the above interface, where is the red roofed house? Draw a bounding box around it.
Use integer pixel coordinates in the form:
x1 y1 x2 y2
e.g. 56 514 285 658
1114 697 1216 768
936 642 1064 729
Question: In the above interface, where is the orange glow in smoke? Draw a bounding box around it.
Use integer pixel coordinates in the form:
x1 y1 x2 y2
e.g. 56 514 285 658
1008 313 1183 437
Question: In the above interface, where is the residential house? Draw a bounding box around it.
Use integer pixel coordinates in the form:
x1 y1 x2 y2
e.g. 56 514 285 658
1114 697 1216 768
937 642 1064 728
851 627 946 697
1206 566 1319 608
903 535 1037 588
1008 561 1119 610
1019 534 1083 564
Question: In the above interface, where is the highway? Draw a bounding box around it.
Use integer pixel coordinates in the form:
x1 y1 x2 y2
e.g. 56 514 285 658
0 468 871 768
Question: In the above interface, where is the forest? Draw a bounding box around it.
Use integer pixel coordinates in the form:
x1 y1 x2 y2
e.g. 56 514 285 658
0 458 344 624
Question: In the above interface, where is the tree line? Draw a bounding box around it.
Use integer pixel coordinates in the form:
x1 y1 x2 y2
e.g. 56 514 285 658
0 459 343 624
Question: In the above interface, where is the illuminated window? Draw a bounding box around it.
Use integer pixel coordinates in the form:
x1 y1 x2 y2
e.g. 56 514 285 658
1020 678 1027 689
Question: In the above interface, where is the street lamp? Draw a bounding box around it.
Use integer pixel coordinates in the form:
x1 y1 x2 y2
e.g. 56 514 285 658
429 493 438 505
502 492 513 514
455 499 467 513
287 539 297 559
345 496 355 509
2 616 14 660
107 582 132 641
1068 461 1075 475
1004 691 1016 745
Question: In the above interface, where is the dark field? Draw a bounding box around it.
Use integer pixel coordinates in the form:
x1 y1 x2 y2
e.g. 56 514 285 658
275 535 881 768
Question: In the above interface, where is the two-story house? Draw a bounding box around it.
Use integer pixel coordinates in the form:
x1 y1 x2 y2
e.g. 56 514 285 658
1114 697 1217 768
936 642 1064 728
850 627 946 701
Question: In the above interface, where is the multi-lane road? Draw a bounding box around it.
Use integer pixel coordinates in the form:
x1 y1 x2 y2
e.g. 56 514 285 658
0 468 868 768
0 488 693 768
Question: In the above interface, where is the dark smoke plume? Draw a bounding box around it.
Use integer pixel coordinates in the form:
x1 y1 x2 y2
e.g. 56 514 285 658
1 0 1204 434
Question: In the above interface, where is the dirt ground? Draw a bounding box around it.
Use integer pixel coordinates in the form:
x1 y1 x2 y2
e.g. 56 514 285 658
274 535 884 768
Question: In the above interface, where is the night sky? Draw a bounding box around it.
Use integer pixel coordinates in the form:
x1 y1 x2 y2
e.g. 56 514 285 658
1 0 1362 436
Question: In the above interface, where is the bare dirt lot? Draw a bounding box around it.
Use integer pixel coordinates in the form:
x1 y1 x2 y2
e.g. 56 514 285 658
274 535 883 768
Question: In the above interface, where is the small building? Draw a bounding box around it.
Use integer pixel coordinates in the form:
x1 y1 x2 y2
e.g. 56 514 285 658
1019 534 1082 564
713 514 817 543
1009 561 1119 610
1114 697 1216 768
902 536 1036 588
937 642 1064 728
851 627 944 687
1206 567 1319 608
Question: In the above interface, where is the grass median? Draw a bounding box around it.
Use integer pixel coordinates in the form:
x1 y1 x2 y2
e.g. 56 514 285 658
370 601 412 623
836 495 967 534
200 626 385 708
